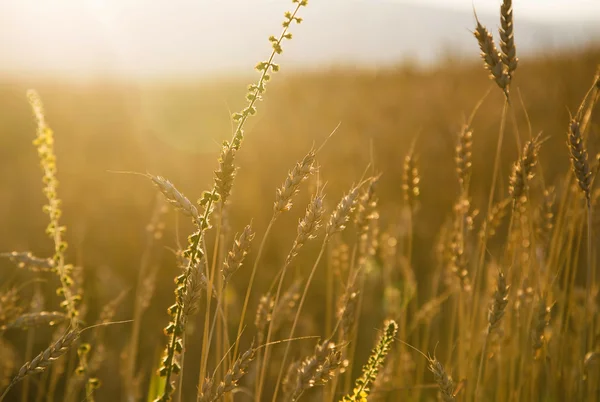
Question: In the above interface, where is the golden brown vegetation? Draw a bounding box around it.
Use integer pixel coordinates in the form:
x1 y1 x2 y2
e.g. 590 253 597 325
1 1 600 401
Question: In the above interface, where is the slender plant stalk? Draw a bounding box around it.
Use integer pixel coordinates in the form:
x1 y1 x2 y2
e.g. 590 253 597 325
198 208 224 389
271 240 329 402
232 217 275 362
471 99 508 335
254 225 304 400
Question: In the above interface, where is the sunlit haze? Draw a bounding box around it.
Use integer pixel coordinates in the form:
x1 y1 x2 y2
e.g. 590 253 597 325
1 0 599 78
410 0 600 20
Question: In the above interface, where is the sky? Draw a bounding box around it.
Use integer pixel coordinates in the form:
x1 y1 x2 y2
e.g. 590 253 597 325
410 0 600 21
0 0 599 78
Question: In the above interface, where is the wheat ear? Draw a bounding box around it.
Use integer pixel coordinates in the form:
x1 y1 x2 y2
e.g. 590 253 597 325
1 330 80 401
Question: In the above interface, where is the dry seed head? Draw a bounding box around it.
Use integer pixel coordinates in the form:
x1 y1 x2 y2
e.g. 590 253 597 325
449 222 471 292
536 186 555 248
310 348 343 387
182 258 205 320
480 198 511 240
499 0 518 77
355 175 380 235
1 311 68 331
212 343 256 399
274 149 316 213
0 288 23 325
429 359 455 402
474 18 510 94
255 293 274 343
509 134 541 202
567 119 592 202
488 271 510 333
11 330 80 386
271 280 301 333
326 186 361 236
532 297 551 356
287 193 326 265
338 286 359 341
292 340 335 400
282 360 301 398
330 240 350 280
197 377 214 402
359 213 380 261
150 175 200 222
222 223 255 282
1 252 54 272
456 124 473 192
402 151 420 211
214 143 237 204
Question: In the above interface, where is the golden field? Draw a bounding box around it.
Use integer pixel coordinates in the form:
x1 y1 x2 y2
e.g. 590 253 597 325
1 3 600 401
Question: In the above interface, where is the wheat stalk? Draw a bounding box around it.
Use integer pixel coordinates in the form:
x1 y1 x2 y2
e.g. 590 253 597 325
27 90 80 327
1 330 80 401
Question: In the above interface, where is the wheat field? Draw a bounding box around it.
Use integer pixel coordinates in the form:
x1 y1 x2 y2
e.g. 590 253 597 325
1 1 600 401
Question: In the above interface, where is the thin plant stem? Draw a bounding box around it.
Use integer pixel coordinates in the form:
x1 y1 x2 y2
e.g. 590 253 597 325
176 333 186 402
232 216 276 362
271 238 329 402
473 100 508 300
254 226 306 401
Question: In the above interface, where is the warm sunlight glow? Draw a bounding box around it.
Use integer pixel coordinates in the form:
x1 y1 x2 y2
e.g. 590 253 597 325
1 0 598 78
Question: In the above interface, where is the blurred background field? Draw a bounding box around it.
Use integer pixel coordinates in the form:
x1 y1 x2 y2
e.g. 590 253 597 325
1 0 600 400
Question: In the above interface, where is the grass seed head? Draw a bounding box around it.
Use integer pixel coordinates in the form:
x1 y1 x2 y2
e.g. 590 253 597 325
567 119 592 202
274 149 316 214
429 358 455 402
509 134 541 202
499 0 518 77
222 223 255 283
474 18 510 95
